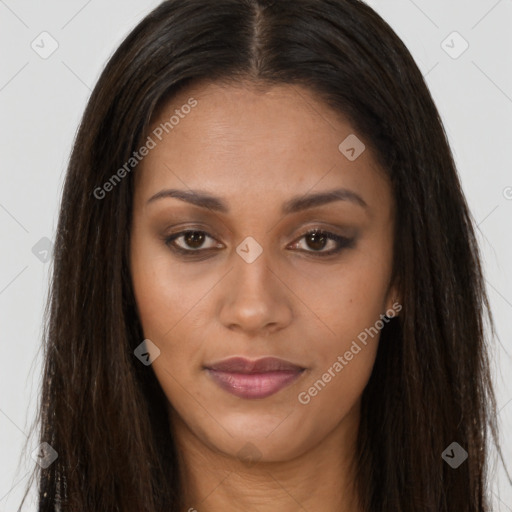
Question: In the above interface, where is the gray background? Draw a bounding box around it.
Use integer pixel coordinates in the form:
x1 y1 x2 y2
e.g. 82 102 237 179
1 0 511 509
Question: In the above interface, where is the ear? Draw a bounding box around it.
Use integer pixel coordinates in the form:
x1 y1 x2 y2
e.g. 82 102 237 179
384 282 402 318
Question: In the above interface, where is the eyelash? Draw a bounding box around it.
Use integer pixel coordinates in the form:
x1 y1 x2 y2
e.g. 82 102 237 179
164 228 355 259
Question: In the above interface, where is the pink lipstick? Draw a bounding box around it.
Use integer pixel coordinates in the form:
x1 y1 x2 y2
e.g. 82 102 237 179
204 356 305 399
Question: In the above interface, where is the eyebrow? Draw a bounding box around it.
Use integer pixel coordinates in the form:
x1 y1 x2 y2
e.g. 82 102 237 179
145 187 368 214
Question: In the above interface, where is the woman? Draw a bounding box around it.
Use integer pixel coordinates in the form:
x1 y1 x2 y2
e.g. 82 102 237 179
20 0 506 510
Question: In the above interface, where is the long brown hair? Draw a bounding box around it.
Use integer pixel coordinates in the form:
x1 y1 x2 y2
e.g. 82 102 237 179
19 0 506 510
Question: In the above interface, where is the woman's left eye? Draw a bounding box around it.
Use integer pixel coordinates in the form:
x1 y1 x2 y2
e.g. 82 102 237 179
164 228 354 258
288 229 355 256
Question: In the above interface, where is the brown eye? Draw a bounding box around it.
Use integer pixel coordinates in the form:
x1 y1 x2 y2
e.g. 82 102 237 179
290 229 355 256
165 230 221 252
182 231 206 249
305 231 329 251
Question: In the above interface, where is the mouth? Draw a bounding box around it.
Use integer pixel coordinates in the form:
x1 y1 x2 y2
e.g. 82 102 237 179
204 356 306 399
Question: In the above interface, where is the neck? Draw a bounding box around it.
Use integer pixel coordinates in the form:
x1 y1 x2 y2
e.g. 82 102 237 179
169 401 363 512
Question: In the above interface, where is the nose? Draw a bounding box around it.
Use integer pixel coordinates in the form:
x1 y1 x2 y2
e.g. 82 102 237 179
218 247 293 337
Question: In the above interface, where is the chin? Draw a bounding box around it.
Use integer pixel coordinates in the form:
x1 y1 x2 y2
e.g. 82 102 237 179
188 409 322 464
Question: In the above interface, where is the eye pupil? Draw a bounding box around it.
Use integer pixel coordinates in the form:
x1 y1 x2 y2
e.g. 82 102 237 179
184 231 205 248
306 232 327 251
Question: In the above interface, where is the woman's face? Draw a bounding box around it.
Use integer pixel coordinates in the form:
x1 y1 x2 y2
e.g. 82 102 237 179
130 81 398 462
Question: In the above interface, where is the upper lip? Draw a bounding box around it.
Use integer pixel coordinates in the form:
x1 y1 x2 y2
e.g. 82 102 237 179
205 356 305 374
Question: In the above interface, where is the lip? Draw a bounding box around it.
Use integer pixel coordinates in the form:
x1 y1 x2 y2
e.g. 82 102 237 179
204 357 306 399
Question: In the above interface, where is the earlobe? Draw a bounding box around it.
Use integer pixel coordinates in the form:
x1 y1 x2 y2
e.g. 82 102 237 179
384 285 402 319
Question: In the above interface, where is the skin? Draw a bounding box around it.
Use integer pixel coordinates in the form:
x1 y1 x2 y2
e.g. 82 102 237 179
130 80 400 512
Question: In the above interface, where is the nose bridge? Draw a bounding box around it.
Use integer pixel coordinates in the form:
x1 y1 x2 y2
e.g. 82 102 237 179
232 238 278 305
235 240 272 291
218 237 293 334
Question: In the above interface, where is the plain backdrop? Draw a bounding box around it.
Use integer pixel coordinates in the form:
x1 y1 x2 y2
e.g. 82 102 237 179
1 0 511 510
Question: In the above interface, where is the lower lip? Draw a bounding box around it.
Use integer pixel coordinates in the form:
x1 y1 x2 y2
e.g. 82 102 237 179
206 369 304 399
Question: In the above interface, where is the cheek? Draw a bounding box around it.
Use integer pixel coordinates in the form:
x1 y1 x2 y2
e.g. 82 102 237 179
293 347 376 450
290 249 392 348
130 231 213 339
289 243 391 408
129 232 215 397
293 268 385 426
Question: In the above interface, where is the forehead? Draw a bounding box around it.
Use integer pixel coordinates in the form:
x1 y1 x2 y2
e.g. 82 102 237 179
134 81 391 216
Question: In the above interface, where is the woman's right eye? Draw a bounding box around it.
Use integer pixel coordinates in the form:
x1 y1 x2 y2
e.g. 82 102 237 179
165 230 223 255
